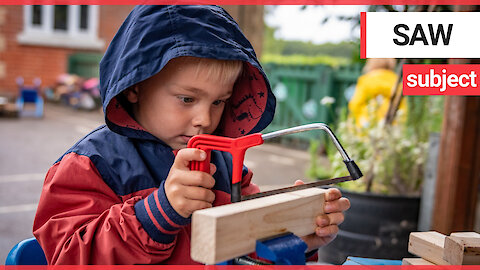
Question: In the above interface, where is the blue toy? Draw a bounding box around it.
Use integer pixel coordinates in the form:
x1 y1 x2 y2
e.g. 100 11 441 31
5 237 47 265
218 232 308 265
255 232 308 265
16 77 44 118
343 256 402 265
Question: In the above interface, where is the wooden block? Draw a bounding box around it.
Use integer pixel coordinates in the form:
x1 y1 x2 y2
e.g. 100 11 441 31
408 231 450 265
451 232 480 238
444 232 480 265
191 188 326 264
402 258 436 265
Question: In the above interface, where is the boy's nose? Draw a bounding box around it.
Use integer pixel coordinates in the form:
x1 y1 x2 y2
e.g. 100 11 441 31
192 108 212 128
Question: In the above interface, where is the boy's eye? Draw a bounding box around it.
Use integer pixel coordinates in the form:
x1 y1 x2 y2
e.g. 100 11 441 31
178 96 194 103
213 99 228 106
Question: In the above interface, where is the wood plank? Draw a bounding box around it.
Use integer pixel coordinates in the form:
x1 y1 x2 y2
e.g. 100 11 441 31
402 258 435 265
408 231 449 265
191 188 326 264
444 232 480 265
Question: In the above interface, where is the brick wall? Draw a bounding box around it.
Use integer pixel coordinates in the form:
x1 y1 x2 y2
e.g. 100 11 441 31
0 5 263 97
0 6 133 96
99 6 134 50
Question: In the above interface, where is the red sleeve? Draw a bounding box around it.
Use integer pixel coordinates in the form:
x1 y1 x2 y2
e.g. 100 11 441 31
32 153 182 264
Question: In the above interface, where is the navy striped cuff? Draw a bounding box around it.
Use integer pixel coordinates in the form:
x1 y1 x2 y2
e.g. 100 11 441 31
134 181 191 243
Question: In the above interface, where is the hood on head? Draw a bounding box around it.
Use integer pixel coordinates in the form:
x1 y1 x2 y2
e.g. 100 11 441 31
100 5 275 141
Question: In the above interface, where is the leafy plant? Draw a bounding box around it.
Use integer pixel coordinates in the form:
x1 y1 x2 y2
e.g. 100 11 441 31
262 22 355 67
309 95 444 195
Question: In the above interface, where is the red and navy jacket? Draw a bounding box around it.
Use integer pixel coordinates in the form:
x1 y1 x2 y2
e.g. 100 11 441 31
33 5 277 264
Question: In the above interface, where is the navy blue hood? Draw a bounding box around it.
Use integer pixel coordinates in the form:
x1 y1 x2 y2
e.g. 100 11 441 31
99 5 275 141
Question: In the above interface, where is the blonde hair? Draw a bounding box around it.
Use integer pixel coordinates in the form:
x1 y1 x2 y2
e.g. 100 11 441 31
363 58 397 73
170 56 243 85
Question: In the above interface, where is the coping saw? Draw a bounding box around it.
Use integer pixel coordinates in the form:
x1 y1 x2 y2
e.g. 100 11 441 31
187 123 362 203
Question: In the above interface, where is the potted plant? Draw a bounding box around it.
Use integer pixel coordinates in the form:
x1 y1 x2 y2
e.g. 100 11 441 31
309 93 444 264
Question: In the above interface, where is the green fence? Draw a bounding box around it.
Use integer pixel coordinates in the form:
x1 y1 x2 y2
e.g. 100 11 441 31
68 53 103 78
263 63 362 142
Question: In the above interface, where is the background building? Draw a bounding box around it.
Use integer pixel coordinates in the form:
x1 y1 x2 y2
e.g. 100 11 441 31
0 5 264 96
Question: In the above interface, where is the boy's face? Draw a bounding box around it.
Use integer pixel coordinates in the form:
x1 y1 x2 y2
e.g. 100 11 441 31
127 59 235 150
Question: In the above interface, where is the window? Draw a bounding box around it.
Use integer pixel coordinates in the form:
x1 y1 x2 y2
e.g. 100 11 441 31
54 5 68 31
32 5 42 25
18 5 104 50
80 5 88 30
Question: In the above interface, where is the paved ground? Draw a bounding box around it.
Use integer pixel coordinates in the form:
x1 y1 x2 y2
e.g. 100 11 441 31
0 103 326 262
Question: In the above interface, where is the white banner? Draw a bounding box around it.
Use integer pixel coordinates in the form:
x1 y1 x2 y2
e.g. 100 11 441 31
364 12 480 58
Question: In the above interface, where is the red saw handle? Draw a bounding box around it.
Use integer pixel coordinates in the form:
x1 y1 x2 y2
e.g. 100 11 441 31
187 133 264 186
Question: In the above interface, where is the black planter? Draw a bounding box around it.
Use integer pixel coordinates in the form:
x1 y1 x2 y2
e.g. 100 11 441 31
317 188 420 265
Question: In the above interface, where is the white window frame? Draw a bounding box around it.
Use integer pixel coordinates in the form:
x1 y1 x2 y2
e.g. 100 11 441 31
18 5 104 50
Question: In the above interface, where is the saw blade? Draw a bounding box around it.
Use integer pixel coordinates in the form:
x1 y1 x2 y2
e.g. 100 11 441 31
241 175 353 201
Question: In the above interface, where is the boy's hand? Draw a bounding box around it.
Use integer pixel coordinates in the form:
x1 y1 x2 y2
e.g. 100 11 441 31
294 180 351 252
164 149 217 218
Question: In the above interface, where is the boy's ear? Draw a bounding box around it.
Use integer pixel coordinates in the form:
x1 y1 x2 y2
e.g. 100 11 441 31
124 85 140 103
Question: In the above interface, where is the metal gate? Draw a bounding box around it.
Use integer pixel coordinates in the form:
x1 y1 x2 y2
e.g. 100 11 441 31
263 63 362 141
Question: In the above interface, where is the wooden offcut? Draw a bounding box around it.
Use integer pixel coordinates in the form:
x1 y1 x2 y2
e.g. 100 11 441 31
443 232 480 265
451 232 480 238
402 258 435 265
190 188 326 264
408 231 449 265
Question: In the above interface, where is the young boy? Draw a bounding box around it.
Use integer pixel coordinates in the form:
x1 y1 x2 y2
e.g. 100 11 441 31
33 5 350 264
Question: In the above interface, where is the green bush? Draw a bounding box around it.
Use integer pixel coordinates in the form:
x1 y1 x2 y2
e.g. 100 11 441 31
261 54 350 67
309 96 444 195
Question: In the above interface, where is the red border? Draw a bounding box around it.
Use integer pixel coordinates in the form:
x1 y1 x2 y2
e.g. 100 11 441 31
360 12 366 59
